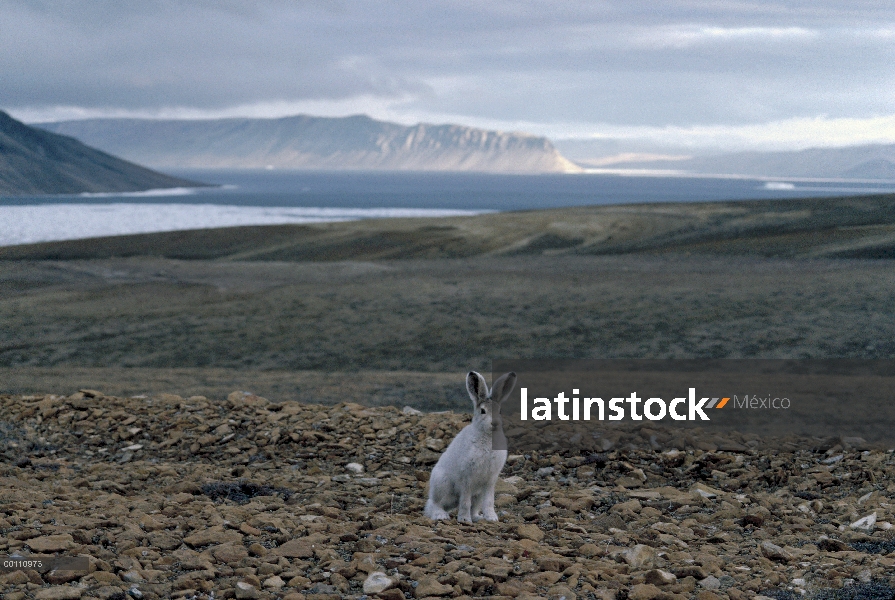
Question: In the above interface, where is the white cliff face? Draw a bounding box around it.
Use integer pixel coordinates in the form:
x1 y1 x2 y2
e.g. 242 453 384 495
36 114 582 174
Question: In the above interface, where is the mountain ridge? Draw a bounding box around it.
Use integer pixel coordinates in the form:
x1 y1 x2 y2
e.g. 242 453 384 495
0 111 205 195
35 114 582 174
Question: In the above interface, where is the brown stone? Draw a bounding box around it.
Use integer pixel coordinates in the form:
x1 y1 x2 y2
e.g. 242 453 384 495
27 534 76 552
183 527 243 547
34 588 84 600
213 543 249 564
644 569 676 585
628 584 663 600
415 575 454 596
516 523 544 542
526 571 563 586
759 541 793 562
148 532 181 550
622 544 657 569
2 571 31 585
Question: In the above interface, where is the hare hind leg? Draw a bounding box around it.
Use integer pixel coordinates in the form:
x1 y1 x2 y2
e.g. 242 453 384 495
456 486 474 523
471 491 486 522
425 473 457 520
424 498 450 520
481 485 499 521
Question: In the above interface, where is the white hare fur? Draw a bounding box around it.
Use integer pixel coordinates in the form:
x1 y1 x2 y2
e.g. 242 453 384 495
425 371 516 523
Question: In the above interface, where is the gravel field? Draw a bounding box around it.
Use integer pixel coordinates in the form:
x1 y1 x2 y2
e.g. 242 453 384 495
2 390 895 600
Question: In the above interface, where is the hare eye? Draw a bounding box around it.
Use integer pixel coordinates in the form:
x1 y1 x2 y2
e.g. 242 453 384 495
480 408 486 415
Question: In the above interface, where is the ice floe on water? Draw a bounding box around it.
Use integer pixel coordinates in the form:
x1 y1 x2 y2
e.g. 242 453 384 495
762 181 796 190
0 203 493 247
77 186 202 198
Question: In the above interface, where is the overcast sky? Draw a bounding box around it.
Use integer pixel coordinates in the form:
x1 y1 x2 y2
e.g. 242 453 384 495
3 1 895 155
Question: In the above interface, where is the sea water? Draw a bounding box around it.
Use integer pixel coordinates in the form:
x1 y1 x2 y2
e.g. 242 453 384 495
2 170 895 247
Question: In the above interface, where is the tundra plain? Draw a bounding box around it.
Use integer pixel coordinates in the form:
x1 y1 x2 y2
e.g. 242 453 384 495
2 195 895 599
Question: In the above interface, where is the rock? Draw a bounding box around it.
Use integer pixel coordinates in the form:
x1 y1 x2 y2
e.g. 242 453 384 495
228 391 269 408
517 523 545 542
547 584 577 600
673 566 707 580
414 575 454 596
698 575 721 590
482 561 512 581
425 438 445 451
27 534 76 552
363 571 397 594
139 515 166 531
249 542 269 556
263 575 285 589
593 513 628 531
628 583 663 600
610 499 642 514
817 537 850 551
643 569 676 585
622 544 657 569
234 581 260 599
759 541 793 562
34 588 84 600
528 571 563 586
3 571 30 585
148 532 181 550
44 569 82 585
240 522 263 536
690 483 722 499
615 476 645 488
213 543 249 564
740 513 764 527
183 527 242 547
274 539 315 558
850 512 877 530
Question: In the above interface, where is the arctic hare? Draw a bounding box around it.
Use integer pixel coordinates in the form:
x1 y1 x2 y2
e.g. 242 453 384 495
425 371 516 523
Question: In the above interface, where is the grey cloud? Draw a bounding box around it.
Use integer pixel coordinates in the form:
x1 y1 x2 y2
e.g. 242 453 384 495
2 0 894 128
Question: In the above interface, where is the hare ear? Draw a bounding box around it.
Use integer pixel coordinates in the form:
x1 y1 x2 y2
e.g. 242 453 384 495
466 371 489 406
490 372 517 405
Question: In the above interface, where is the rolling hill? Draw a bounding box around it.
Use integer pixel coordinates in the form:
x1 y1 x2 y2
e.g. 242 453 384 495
0 110 205 195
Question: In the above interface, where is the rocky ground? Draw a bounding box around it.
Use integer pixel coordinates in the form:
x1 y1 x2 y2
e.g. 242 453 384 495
2 390 895 600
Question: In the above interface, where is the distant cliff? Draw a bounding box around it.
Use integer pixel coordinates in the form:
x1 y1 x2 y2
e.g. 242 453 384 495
36 114 582 174
575 143 895 180
686 145 895 180
0 111 205 195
